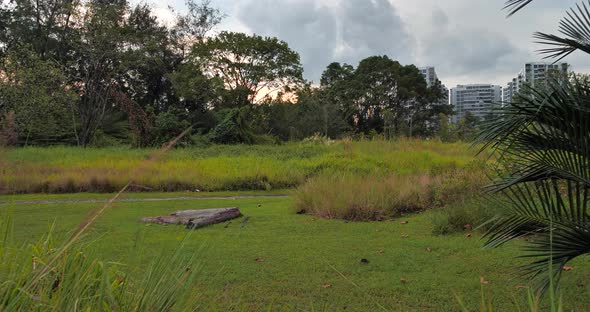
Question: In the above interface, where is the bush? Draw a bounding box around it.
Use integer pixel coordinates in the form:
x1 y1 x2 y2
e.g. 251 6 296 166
431 197 503 235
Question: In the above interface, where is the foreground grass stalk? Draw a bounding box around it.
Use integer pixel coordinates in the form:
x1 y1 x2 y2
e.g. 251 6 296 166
25 127 193 302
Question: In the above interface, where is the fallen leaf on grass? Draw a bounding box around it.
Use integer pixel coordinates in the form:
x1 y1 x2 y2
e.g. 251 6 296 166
425 247 432 252
401 234 409 238
322 283 331 289
563 266 574 271
400 221 409 225
480 276 489 285
376 249 384 254
465 233 472 238
255 258 265 262
400 278 408 283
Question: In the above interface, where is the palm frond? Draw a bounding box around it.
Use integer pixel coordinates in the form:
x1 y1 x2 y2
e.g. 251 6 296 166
504 0 535 17
478 79 590 187
534 1 590 60
478 77 590 289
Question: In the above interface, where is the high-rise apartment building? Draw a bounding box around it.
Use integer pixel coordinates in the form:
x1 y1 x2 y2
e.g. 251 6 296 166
503 62 569 103
419 66 449 106
450 84 502 123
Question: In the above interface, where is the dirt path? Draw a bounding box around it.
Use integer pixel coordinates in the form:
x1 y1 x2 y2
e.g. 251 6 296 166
0 195 291 206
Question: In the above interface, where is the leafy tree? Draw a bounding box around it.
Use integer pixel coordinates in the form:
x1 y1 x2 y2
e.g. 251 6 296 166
455 112 479 141
210 107 255 144
0 0 80 60
320 62 354 87
0 47 76 145
477 0 590 290
69 1 128 147
294 87 349 139
169 62 220 132
435 113 455 142
190 31 304 105
322 56 434 135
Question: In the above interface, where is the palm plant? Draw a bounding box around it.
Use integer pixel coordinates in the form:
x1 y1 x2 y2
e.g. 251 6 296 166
477 1 590 289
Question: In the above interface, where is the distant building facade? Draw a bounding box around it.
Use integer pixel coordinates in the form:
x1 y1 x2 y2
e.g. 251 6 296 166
503 62 569 103
419 66 449 106
450 84 502 123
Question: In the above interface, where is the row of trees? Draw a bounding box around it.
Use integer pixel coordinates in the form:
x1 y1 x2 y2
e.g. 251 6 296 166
0 0 458 147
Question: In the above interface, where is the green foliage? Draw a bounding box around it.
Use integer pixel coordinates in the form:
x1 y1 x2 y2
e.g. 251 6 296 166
153 108 192 146
432 198 502 235
477 0 590 292
210 107 255 144
0 47 76 145
478 78 590 291
318 56 446 137
190 31 304 104
455 112 479 142
0 215 203 311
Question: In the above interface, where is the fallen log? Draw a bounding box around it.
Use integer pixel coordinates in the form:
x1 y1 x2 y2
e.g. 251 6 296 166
138 207 242 229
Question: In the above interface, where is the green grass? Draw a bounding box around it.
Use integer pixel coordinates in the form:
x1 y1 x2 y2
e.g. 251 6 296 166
0 139 480 194
2 194 589 311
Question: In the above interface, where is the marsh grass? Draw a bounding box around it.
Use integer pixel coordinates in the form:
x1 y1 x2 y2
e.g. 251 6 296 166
0 139 478 194
293 161 488 221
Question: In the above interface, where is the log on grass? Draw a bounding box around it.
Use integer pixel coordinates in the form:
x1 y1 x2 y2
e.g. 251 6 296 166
138 207 242 229
185 208 242 229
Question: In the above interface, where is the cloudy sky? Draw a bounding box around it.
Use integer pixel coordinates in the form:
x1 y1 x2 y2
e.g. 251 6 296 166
143 0 589 88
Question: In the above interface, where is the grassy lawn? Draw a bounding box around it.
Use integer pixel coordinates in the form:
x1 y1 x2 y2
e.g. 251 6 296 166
2 193 589 311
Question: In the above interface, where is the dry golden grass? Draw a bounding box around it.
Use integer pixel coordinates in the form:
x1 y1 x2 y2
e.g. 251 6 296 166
293 162 488 221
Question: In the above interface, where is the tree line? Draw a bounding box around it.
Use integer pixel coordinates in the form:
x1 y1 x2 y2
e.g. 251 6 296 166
0 0 466 147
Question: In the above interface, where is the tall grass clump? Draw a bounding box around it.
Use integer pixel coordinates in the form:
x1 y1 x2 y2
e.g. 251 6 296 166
431 197 504 235
294 162 487 221
0 214 202 311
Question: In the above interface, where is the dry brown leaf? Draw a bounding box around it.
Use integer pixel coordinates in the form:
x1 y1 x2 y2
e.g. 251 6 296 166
400 278 408 283
400 221 409 225
401 234 410 238
563 266 574 271
322 283 331 289
480 276 489 285
376 249 385 254
255 258 265 262
425 247 433 252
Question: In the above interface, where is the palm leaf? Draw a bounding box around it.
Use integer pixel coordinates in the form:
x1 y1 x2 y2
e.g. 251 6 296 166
504 0 535 17
478 77 590 290
534 1 590 60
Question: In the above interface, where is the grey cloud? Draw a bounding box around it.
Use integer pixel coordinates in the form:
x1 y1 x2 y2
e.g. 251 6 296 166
336 0 413 65
417 8 529 84
235 0 412 83
236 0 338 83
